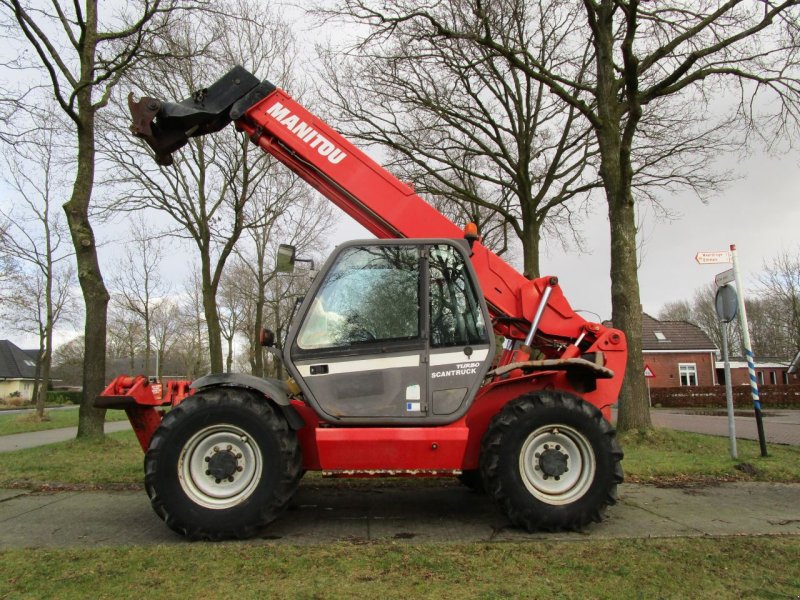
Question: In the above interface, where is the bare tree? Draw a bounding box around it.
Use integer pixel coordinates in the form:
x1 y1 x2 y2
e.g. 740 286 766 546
151 297 181 378
756 247 800 357
657 299 692 323
317 1 599 278
106 304 145 374
102 1 297 373
218 261 247 373
0 126 75 418
320 0 800 430
0 0 196 437
176 267 210 379
109 213 170 377
233 169 333 377
51 335 85 387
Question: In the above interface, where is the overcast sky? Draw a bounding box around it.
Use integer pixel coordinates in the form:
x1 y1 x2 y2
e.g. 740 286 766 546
3 2 799 349
318 145 799 322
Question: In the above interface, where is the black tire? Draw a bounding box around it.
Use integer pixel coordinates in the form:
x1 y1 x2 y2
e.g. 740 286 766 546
145 387 302 540
457 469 485 493
480 390 623 532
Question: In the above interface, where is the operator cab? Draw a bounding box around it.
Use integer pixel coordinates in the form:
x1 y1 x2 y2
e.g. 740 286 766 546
283 239 495 424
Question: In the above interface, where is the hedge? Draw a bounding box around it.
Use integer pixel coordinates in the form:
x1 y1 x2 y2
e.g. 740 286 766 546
46 390 83 405
650 384 800 408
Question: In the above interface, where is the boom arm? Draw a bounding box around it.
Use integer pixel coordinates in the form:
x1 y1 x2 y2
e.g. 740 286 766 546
129 67 622 354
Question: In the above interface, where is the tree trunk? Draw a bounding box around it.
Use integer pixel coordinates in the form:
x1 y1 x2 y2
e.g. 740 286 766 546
36 320 53 419
201 268 223 372
65 110 109 438
521 219 541 280
32 341 44 418
252 276 266 378
608 185 650 431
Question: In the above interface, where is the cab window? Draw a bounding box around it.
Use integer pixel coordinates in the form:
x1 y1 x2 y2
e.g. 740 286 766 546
429 244 488 348
297 245 420 350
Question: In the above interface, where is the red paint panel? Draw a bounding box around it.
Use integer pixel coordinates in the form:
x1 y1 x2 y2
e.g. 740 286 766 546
314 426 470 471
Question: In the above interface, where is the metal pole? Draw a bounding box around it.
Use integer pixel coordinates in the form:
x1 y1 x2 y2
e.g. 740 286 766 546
523 278 556 348
721 321 737 459
730 244 768 457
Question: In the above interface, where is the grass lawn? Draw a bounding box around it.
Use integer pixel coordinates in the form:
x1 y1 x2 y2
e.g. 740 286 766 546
0 427 798 490
0 407 128 436
619 428 800 483
0 431 143 489
0 537 798 598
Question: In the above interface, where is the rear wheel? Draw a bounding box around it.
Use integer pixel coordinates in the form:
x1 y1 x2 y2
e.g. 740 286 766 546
481 391 623 531
145 387 302 540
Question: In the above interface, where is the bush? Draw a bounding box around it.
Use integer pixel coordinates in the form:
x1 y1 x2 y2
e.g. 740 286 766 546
47 390 83 405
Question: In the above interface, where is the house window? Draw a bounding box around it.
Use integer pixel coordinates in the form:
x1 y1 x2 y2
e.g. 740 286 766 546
679 363 698 386
757 371 764 385
654 331 667 341
784 372 790 385
770 371 777 385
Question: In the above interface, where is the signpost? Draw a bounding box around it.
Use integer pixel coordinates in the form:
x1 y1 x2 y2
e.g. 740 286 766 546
644 364 655 407
714 268 735 288
696 244 768 457
695 251 731 264
715 285 738 459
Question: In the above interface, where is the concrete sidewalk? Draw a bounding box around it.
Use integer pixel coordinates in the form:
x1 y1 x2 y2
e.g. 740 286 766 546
0 482 798 548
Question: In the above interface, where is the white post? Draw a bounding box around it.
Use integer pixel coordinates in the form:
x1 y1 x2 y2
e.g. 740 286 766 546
730 244 768 456
720 321 737 459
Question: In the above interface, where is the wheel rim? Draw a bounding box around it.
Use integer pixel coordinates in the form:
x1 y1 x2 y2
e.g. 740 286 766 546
518 424 595 505
178 424 263 510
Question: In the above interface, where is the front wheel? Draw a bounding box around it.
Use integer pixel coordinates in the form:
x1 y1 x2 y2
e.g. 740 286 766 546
145 388 302 540
480 391 623 532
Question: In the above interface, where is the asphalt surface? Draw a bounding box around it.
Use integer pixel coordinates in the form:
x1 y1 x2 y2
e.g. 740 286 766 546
650 409 800 446
0 482 798 548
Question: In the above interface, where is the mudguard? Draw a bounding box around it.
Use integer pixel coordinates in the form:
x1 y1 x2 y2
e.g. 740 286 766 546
191 373 305 430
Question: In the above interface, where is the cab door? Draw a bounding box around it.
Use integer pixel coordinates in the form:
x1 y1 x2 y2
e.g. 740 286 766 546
427 243 493 417
286 242 428 422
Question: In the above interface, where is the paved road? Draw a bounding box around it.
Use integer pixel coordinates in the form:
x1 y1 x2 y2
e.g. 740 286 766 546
0 482 798 548
650 409 800 446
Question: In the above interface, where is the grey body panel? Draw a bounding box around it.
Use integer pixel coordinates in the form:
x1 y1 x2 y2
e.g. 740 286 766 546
190 373 304 430
283 239 496 426
192 373 291 404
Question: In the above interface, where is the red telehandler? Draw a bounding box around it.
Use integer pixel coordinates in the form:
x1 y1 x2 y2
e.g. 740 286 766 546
98 66 626 540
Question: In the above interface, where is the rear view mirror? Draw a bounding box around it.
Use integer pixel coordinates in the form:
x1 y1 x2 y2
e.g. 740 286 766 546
276 244 296 273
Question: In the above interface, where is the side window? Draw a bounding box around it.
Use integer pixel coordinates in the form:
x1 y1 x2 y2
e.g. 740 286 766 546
679 363 698 386
429 244 489 348
297 245 420 350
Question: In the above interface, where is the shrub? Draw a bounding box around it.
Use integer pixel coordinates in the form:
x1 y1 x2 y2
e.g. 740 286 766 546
47 390 83 405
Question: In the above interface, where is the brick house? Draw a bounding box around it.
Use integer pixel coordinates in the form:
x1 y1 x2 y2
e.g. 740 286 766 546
640 314 718 388
716 358 795 386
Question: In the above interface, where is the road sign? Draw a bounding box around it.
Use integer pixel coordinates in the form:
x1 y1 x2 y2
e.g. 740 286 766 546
715 268 735 287
695 251 732 265
715 285 738 323
643 364 656 378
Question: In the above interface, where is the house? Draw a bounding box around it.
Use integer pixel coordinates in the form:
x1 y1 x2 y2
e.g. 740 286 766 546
0 340 39 400
717 357 795 386
789 350 800 383
640 314 718 388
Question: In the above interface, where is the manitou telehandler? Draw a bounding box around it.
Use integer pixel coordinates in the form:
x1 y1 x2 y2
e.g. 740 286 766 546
98 66 626 540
